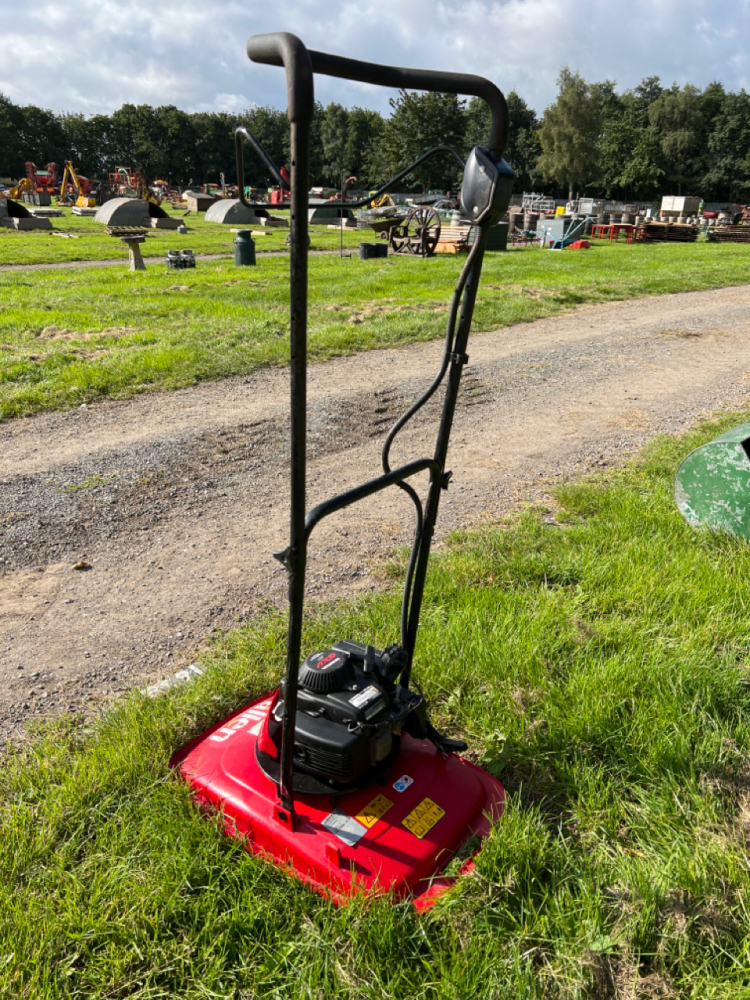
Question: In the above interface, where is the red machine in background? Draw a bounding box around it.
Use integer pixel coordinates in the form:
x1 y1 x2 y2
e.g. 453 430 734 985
270 165 290 204
109 166 138 196
24 161 60 194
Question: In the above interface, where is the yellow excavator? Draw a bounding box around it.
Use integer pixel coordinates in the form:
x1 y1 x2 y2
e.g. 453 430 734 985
135 167 162 206
58 161 96 207
369 192 395 209
5 177 33 200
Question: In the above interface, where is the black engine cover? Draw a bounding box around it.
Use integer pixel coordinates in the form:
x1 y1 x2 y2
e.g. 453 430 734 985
266 639 419 787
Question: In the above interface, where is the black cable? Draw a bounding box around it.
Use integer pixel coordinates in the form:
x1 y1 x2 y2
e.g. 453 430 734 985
234 119 483 659
381 236 484 476
398 480 423 648
235 124 465 211
235 127 290 198
386 236 486 651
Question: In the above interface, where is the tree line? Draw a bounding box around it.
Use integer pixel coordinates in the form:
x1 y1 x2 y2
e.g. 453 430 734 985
1 69 748 201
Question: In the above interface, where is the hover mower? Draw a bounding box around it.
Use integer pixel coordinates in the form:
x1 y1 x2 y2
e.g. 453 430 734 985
171 32 514 909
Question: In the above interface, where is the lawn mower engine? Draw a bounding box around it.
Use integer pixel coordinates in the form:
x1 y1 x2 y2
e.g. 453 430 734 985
257 641 465 790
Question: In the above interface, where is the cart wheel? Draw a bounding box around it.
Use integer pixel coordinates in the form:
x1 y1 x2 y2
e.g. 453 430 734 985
390 223 409 254
403 207 441 257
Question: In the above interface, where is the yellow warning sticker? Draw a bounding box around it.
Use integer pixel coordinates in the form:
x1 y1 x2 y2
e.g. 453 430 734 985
356 793 394 829
402 797 445 840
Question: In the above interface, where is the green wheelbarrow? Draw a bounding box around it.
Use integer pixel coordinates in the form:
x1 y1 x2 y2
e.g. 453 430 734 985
675 422 750 538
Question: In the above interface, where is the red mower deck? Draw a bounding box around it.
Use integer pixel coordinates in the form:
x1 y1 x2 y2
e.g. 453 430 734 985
172 693 506 909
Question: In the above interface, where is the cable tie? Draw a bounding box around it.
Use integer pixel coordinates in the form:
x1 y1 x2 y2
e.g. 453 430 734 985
449 351 469 365
273 547 293 572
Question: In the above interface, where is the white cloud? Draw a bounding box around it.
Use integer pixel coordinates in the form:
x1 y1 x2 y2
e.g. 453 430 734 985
2 0 749 116
194 93 254 113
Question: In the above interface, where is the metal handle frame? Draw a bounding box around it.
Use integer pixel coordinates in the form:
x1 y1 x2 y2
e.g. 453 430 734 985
236 133 466 211
244 31 507 822
247 32 508 158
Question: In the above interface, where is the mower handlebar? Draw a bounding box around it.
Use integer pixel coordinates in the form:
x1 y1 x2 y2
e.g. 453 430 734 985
246 32 509 159
303 458 440 541
246 32 315 124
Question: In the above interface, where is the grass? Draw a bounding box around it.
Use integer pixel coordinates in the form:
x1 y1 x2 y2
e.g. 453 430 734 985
1 239 749 421
58 474 110 493
4 411 750 996
0 205 364 266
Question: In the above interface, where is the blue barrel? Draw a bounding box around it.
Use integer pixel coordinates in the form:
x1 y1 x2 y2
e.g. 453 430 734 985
234 231 256 266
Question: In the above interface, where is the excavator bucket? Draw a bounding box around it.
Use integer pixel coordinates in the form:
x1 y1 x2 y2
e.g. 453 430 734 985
674 422 750 538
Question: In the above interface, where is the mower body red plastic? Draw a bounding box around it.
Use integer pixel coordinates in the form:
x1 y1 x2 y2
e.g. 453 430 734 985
172 692 506 908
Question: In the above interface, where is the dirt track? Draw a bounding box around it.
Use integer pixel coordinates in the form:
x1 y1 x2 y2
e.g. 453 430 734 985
2 283 750 742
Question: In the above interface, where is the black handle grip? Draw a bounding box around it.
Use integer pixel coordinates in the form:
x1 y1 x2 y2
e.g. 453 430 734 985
246 32 315 124
247 32 509 158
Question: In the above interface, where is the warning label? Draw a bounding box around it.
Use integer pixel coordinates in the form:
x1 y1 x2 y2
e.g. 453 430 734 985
350 685 381 709
322 809 367 846
356 794 393 829
402 797 445 840
393 774 413 793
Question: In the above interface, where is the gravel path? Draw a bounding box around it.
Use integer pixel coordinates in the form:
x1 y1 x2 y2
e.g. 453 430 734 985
2 283 750 742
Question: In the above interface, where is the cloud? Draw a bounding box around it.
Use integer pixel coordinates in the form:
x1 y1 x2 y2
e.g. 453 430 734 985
193 93 254 114
1 0 748 117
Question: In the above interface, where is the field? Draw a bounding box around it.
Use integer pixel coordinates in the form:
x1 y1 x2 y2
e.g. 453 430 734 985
3 413 750 997
0 206 363 266
4 213 750 997
2 234 750 420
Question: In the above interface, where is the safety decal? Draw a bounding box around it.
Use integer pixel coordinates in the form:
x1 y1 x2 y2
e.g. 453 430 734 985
356 793 393 829
392 774 414 793
322 808 368 846
349 685 381 709
402 797 445 839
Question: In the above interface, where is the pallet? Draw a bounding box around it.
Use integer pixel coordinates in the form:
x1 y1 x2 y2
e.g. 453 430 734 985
435 241 469 254
640 223 698 243
435 224 471 254
707 225 750 244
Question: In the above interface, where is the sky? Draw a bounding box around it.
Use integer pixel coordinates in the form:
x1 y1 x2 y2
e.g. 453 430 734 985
1 0 748 118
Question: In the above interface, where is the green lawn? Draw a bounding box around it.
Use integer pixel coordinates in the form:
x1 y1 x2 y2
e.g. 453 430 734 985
1 240 749 421
3 412 750 997
0 205 364 265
